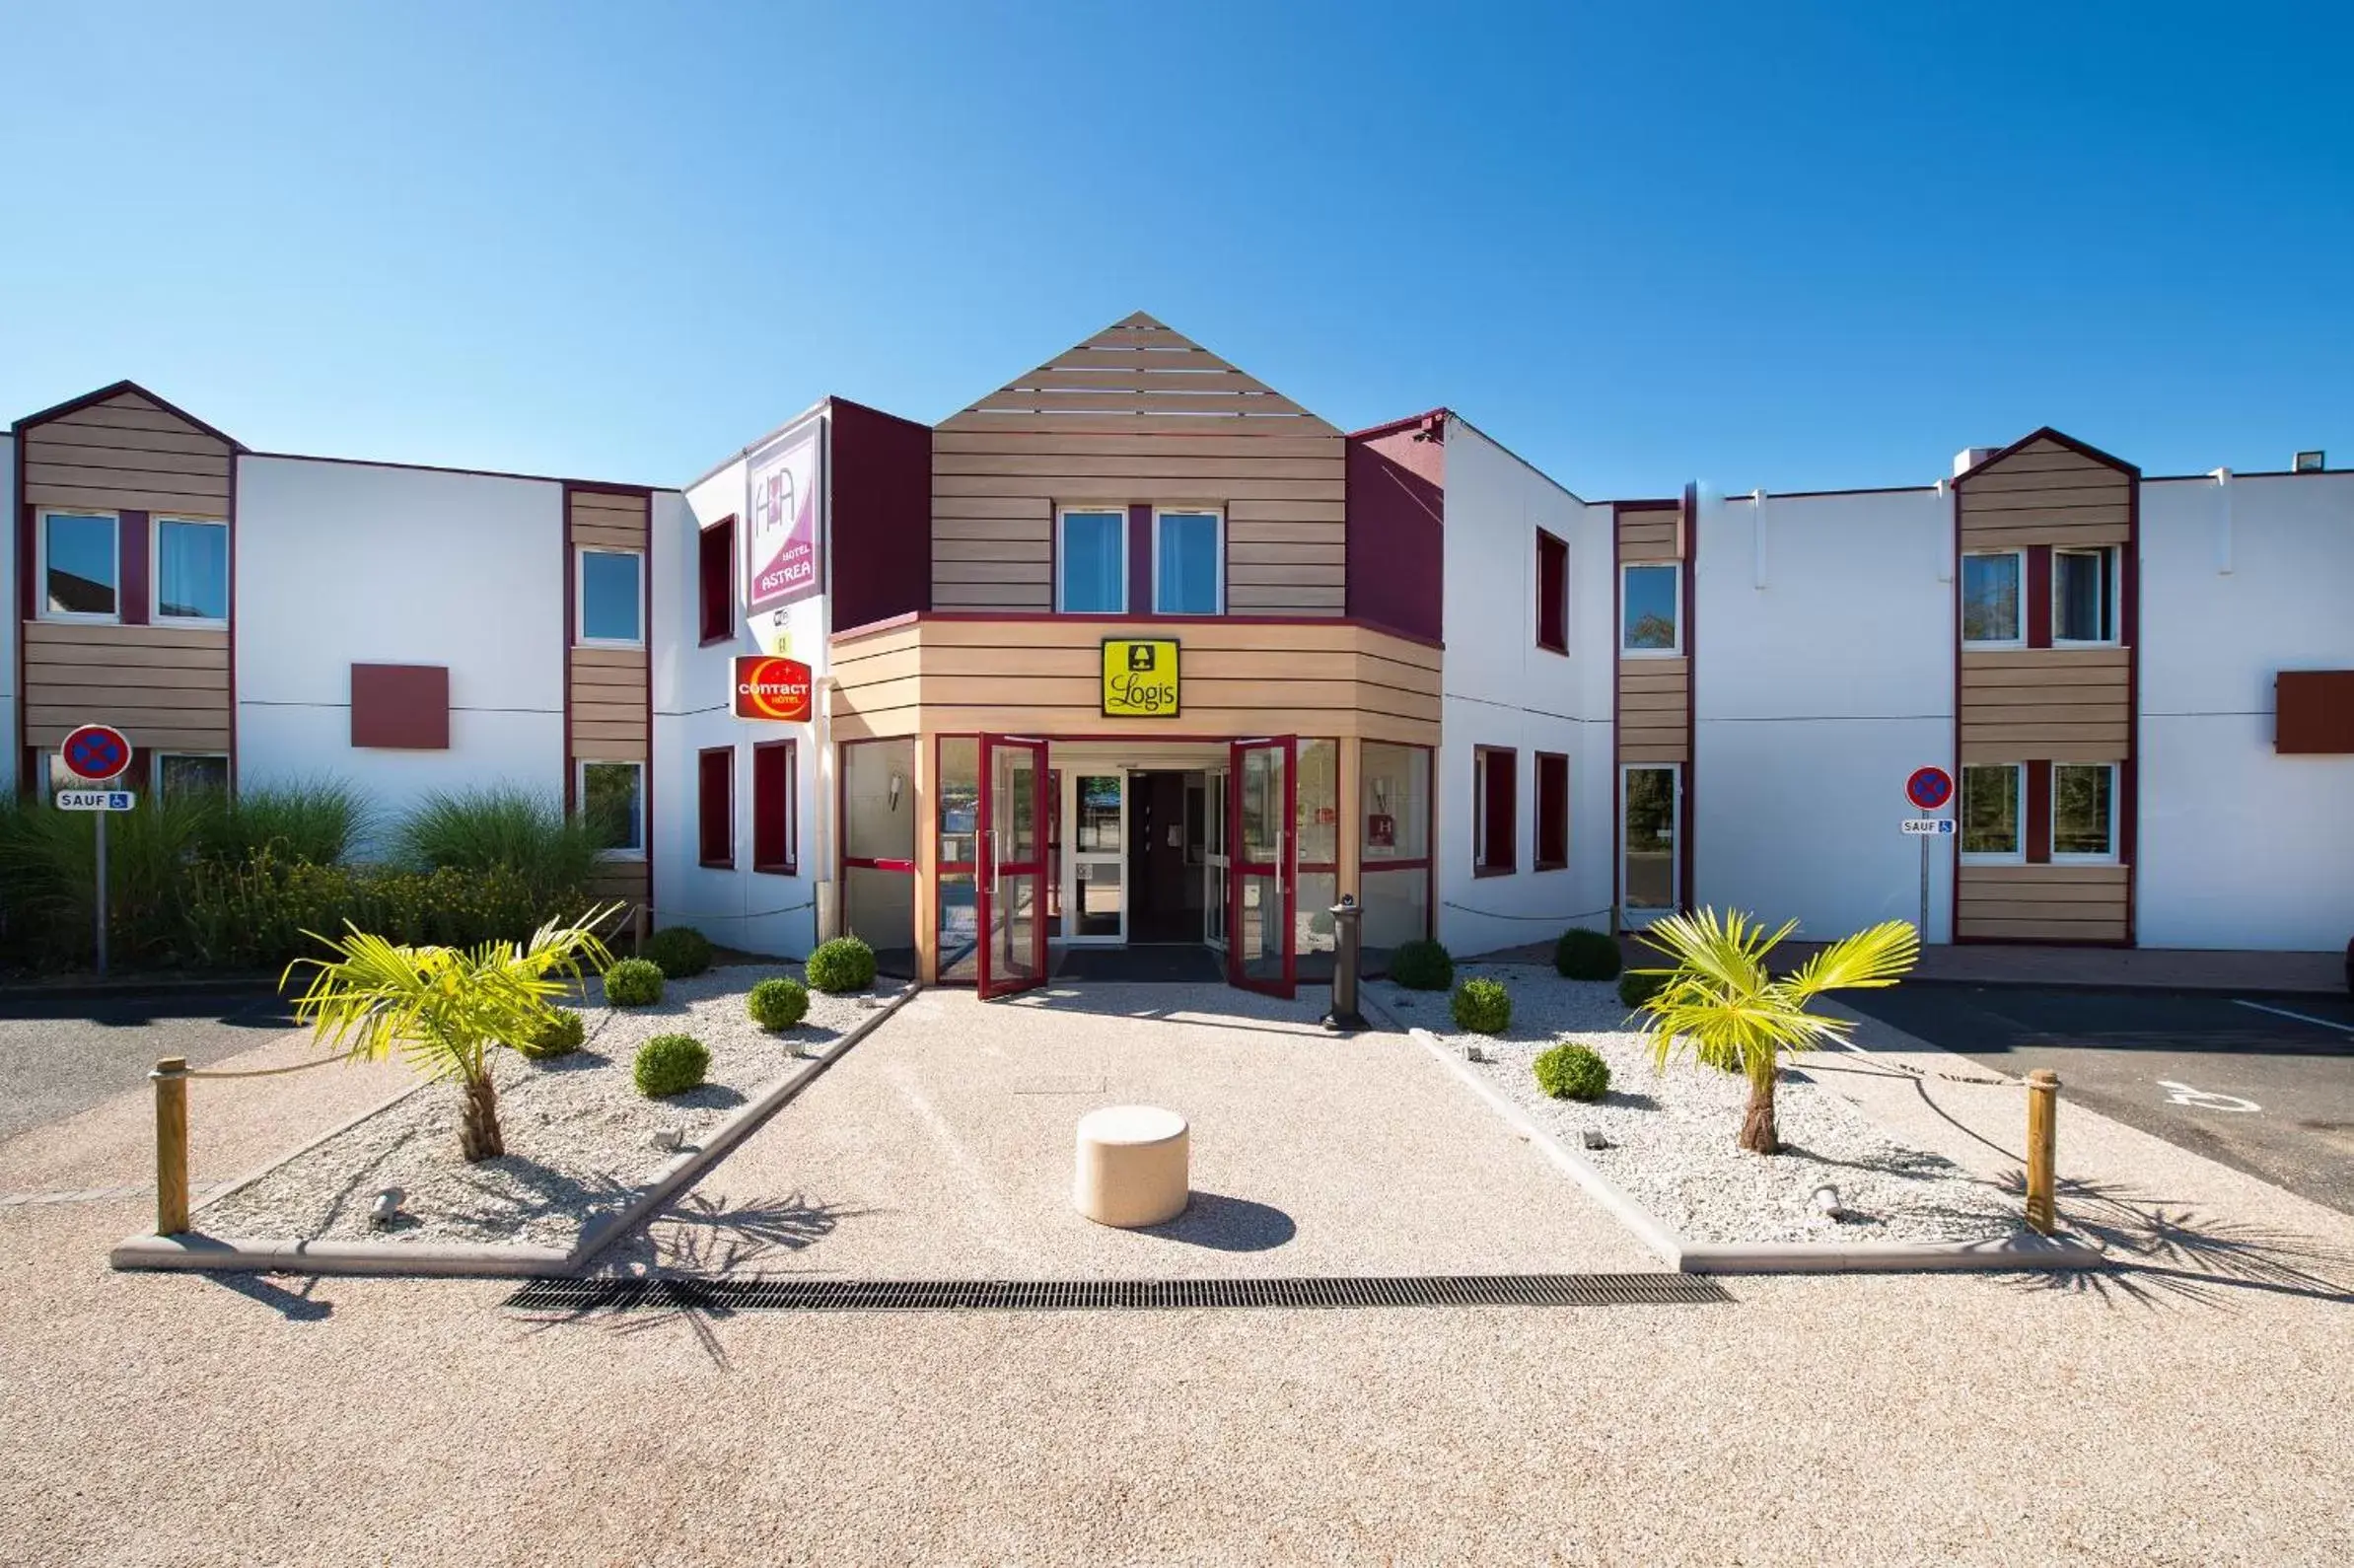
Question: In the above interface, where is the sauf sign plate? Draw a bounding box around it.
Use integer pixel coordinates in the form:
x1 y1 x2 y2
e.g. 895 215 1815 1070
746 423 821 622
1101 639 1179 718
733 655 815 722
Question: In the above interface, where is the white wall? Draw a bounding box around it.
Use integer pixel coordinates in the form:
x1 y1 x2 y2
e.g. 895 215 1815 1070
233 457 566 850
0 437 15 795
1693 485 1958 942
2137 471 2354 950
652 411 828 959
1434 418 1616 957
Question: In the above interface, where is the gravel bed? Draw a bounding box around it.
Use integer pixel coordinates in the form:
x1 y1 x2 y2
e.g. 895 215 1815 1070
1372 963 2020 1247
199 963 900 1249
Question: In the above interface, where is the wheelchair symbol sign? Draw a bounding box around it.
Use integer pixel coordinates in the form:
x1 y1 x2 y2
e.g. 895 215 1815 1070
2157 1079 2260 1113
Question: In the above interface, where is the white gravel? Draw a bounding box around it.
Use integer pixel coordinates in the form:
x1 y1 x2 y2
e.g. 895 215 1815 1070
1372 962 2021 1247
199 963 899 1249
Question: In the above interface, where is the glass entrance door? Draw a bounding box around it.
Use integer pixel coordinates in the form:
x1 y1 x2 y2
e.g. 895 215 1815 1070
1228 738 1296 997
1620 763 1680 927
1203 768 1229 953
1068 772 1126 943
977 736 1049 999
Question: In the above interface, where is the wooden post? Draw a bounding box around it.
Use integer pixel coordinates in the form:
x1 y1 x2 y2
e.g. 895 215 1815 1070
2025 1067 2060 1235
153 1056 189 1235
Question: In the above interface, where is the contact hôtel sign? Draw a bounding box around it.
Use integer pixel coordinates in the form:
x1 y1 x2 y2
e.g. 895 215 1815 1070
733 655 814 722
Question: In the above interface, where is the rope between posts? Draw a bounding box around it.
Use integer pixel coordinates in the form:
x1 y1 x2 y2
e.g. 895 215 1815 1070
1439 901 1615 924
642 898 817 921
178 1056 346 1080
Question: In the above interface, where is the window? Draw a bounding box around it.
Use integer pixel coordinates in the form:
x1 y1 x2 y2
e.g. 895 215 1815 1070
1359 743 1432 963
43 751 108 792
1534 751 1569 871
697 747 734 868
1153 509 1222 614
1960 763 2024 859
698 516 736 645
577 548 644 646
1472 747 1517 876
1962 550 2024 645
39 510 118 619
2052 763 2116 860
1619 563 1679 653
157 753 230 800
1056 509 1126 612
2053 547 2117 645
753 739 799 875
154 518 229 623
1535 530 1568 653
581 760 645 856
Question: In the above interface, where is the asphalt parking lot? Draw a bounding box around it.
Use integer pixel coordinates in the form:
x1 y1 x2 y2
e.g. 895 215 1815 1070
1850 984 2354 1216
0 989 294 1145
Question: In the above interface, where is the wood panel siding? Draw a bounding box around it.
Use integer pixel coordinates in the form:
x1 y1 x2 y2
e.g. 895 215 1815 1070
1957 436 2131 550
931 314 1346 614
21 391 234 514
22 621 231 750
827 616 1440 745
1617 660 1689 763
1957 864 2128 943
565 488 651 907
1960 649 2130 761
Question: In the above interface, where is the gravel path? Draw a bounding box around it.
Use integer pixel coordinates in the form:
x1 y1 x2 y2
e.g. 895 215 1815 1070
199 964 896 1248
1373 962 2020 1246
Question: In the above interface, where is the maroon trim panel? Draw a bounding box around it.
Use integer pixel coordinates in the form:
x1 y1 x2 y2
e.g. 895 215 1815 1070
828 608 1447 651
350 664 452 749
1610 504 1624 926
2122 475 2140 947
1126 503 1152 615
1343 423 1444 644
117 510 150 627
1534 528 1568 654
2275 672 2354 752
13 432 28 796
1948 483 1962 945
225 458 240 790
1346 407 1450 443
2024 760 2052 865
697 746 735 869
9 379 247 452
698 514 737 646
2025 544 2052 649
559 490 576 813
827 396 933 626
1679 482 1697 915
752 737 799 875
1472 745 1517 878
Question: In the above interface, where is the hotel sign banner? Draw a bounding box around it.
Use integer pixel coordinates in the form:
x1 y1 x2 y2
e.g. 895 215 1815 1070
1101 639 1180 717
746 422 822 639
733 655 815 723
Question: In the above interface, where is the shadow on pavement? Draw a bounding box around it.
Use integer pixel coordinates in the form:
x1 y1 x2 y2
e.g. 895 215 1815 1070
1139 1191 1296 1252
201 1271 333 1321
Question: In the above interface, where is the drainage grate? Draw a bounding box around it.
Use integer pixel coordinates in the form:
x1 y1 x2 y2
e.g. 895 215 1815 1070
504 1272 1731 1315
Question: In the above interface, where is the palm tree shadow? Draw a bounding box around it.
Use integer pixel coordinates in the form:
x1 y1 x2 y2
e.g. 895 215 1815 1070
1971 1172 2354 1311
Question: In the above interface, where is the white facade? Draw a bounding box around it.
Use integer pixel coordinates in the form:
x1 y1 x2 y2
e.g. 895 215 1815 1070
1432 417 1617 957
233 456 568 850
1691 486 1958 943
2136 470 2354 950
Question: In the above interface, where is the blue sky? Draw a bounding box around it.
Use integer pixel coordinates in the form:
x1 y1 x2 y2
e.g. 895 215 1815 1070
4 3 2347 496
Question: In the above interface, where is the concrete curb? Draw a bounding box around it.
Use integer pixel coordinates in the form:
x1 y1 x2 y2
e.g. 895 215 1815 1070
0 975 282 1007
1381 1005 2104 1277
109 983 921 1279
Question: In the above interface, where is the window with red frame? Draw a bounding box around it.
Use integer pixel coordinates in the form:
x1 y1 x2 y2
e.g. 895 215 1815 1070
1473 747 1517 876
1534 751 1569 871
697 747 733 868
752 739 797 874
1535 529 1568 653
698 516 736 645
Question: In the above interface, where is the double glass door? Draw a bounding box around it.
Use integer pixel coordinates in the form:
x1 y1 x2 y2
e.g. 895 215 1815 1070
977 736 1049 999
1228 738 1296 997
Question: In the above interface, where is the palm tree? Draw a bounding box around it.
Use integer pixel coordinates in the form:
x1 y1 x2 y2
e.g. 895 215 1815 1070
1629 909 1919 1155
283 910 617 1162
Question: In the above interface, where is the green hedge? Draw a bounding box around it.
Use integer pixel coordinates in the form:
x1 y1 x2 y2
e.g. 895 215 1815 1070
603 959 665 1007
1452 977 1513 1034
1554 928 1621 981
1388 939 1455 991
644 926 715 979
178 852 592 972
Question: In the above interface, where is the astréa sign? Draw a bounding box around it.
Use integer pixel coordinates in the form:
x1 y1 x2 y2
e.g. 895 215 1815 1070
733 655 814 723
1101 639 1180 718
746 424 821 631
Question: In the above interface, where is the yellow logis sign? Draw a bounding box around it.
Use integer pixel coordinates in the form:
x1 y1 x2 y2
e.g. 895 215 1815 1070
1100 638 1180 717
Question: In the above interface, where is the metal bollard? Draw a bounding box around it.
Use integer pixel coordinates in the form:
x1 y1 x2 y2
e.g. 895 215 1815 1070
2025 1068 2060 1235
1320 895 1367 1033
153 1056 189 1236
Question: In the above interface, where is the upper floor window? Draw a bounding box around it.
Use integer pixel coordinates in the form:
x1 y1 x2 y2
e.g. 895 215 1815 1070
1057 509 1125 612
577 548 644 646
1535 530 1568 654
155 518 230 623
698 516 736 644
40 510 117 620
1153 509 1222 615
2053 547 2117 645
1620 563 1680 654
1962 550 2023 645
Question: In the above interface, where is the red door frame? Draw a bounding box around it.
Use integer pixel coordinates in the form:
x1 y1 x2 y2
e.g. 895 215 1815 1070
977 735 1050 999
1227 736 1297 998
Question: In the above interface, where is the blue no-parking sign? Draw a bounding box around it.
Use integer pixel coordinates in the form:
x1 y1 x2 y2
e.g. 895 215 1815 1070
1905 765 1954 813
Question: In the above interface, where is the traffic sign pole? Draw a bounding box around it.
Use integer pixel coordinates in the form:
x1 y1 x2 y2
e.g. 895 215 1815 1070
95 813 108 977
1902 766 1958 942
1919 831 1929 944
59 724 134 975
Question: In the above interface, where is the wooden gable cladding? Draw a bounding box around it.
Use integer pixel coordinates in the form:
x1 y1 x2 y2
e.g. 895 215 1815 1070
1615 502 1689 762
21 389 234 516
931 314 1347 614
1956 434 2132 550
21 621 231 751
827 615 1440 745
564 486 651 908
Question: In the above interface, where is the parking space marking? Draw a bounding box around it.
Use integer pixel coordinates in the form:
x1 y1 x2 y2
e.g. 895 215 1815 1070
2156 1079 2261 1113
2233 999 2354 1035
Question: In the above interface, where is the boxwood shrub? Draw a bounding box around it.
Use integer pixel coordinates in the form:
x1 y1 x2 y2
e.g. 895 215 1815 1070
633 1033 710 1098
748 976 810 1031
1617 969 1671 1009
1553 927 1621 981
517 1006 585 1061
1451 976 1512 1034
806 936 877 994
643 926 714 979
1388 939 1455 991
1534 1041 1611 1102
604 958 665 1007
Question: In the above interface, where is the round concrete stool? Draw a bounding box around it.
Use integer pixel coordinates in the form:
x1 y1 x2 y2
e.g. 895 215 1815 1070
1072 1105 1190 1228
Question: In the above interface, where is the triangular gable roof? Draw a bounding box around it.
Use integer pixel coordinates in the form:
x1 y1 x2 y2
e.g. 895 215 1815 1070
939 312 1339 436
11 379 247 451
1952 425 2137 485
